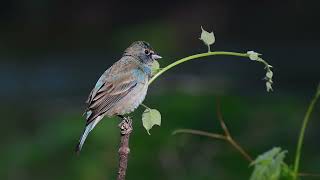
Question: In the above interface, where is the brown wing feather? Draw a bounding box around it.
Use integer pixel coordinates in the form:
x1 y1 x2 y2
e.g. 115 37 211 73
84 56 141 124
85 74 138 125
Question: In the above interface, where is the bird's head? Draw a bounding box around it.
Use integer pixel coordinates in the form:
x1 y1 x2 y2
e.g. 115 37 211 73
123 41 162 64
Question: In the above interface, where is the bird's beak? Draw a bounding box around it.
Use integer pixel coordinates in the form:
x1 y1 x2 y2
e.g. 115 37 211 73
151 53 162 60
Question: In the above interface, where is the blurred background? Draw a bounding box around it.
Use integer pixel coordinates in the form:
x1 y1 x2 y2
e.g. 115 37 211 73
1 0 319 179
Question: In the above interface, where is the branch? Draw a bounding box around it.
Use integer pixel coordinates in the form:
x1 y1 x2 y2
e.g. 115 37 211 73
148 51 273 92
173 99 320 178
298 172 320 178
173 101 253 163
117 117 133 180
172 129 227 141
148 51 249 85
216 100 253 162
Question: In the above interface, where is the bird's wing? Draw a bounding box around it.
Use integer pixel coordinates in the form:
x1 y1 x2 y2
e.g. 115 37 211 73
85 58 140 124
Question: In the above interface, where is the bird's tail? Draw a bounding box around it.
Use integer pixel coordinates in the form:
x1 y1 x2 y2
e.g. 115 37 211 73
75 116 101 154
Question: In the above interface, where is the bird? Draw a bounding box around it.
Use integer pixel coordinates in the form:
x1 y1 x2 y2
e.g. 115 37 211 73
75 41 162 153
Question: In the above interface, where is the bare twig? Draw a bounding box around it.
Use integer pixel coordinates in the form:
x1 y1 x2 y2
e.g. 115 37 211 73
227 137 253 162
117 117 133 180
216 100 231 137
173 101 253 163
172 129 227 141
216 100 253 162
298 172 320 177
173 99 320 178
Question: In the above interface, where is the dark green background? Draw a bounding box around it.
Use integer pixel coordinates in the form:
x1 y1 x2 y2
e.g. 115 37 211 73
0 0 319 179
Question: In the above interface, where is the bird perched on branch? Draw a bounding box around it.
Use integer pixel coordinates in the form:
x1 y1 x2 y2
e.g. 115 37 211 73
76 41 162 153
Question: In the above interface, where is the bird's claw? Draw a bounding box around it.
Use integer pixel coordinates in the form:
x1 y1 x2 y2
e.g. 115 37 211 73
119 116 133 135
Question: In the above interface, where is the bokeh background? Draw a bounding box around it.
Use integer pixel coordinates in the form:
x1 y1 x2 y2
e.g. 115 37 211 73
1 0 319 179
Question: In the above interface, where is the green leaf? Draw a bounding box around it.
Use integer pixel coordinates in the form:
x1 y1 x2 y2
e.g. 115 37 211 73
142 108 161 135
250 147 287 180
247 51 261 61
199 26 215 46
266 71 273 79
280 163 295 180
266 82 273 92
151 60 160 76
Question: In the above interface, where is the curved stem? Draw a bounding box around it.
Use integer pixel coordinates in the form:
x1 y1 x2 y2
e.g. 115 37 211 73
172 129 252 162
148 51 249 85
293 84 320 179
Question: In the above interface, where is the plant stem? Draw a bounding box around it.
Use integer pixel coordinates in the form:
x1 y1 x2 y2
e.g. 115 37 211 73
293 84 320 179
148 51 249 85
173 101 254 162
216 100 253 162
172 129 227 141
140 103 150 110
173 129 252 162
298 172 320 177
227 136 253 162
117 117 133 180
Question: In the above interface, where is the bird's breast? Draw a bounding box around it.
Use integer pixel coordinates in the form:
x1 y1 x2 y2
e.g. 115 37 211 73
132 68 149 84
108 72 149 116
115 82 148 115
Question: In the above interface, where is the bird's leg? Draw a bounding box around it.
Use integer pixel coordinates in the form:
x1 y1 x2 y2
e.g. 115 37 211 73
117 115 125 119
118 116 132 135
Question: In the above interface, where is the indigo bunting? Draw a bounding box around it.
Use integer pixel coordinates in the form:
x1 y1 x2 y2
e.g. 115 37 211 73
76 41 162 153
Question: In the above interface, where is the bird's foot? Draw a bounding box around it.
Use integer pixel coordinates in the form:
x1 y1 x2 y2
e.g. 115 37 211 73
118 116 133 135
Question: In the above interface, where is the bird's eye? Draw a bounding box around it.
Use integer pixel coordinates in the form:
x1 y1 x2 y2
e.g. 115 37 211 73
144 49 150 55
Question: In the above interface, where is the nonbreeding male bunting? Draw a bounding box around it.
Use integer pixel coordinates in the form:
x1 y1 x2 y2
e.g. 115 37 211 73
76 41 161 153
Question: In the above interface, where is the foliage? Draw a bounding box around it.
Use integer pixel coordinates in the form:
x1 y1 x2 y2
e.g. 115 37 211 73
249 147 289 180
144 26 320 179
142 108 161 135
199 26 215 52
172 83 320 180
150 60 160 76
247 51 274 92
141 26 274 134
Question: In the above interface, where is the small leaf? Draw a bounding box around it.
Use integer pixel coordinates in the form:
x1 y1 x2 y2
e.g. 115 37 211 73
250 147 287 180
247 51 260 61
281 163 295 179
266 81 273 92
266 71 273 79
151 60 160 76
199 26 215 46
142 108 161 135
